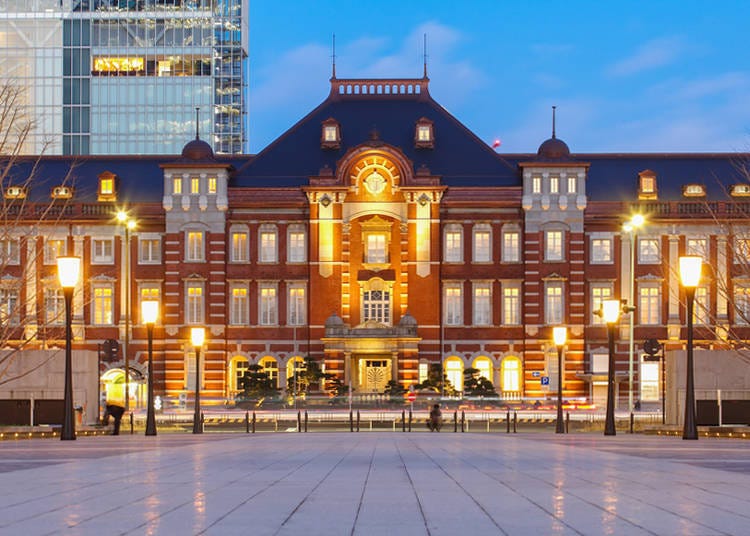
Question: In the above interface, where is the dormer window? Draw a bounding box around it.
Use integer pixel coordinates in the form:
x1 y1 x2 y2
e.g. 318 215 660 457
320 118 341 149
415 117 434 149
98 171 118 202
683 184 705 198
51 186 74 199
638 170 657 200
4 186 26 199
731 184 750 197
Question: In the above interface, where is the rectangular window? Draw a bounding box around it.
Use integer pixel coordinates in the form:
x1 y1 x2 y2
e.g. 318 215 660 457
417 125 431 141
640 360 660 401
550 175 559 194
186 283 204 324
324 125 338 141
45 239 65 265
545 230 563 261
445 229 462 262
734 284 750 324
190 177 200 194
502 231 520 263
473 229 491 263
173 177 182 195
288 285 306 325
207 177 217 194
502 286 520 325
591 238 612 263
567 176 577 193
532 175 541 193
260 230 278 263
545 283 563 324
687 238 708 260
591 285 612 324
230 286 248 325
735 238 750 264
93 285 114 325
363 287 391 324
639 286 661 325
230 231 249 263
186 231 204 262
592 353 609 373
91 238 114 264
639 238 660 264
444 285 462 325
139 237 161 264
288 230 306 263
473 283 491 326
418 362 429 384
259 284 278 325
0 239 20 265
694 286 709 325
139 286 160 323
45 288 65 325
366 234 387 264
0 288 20 325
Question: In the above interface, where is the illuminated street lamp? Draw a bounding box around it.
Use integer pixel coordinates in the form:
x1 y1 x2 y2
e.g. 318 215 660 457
623 213 645 413
680 255 702 440
191 327 206 434
116 210 137 413
553 326 567 434
57 256 81 441
142 300 159 436
602 299 622 436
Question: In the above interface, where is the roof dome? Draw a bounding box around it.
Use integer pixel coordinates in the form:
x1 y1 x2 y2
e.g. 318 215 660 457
536 136 571 161
181 137 215 161
398 311 417 327
325 312 345 328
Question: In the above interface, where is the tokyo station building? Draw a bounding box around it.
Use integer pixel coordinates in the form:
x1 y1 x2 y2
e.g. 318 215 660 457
3 74 750 415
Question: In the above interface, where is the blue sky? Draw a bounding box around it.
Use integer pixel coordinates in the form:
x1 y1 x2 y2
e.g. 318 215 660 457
249 1 750 155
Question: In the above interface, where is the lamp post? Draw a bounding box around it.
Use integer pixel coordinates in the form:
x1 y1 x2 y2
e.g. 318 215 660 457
553 326 567 434
116 210 136 413
623 214 644 413
57 256 81 441
191 327 205 434
142 300 158 436
679 255 702 440
602 298 621 436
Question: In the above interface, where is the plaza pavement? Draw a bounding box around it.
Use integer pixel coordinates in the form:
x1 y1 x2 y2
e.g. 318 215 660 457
0 431 749 535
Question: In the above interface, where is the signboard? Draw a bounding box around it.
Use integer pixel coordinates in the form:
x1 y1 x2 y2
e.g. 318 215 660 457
407 392 416 403
541 376 550 386
532 371 541 378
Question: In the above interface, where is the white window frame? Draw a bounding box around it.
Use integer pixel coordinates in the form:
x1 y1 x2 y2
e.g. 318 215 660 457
91 238 114 265
638 238 660 264
229 284 249 326
502 285 521 325
92 283 114 325
549 175 559 194
185 230 205 262
230 229 249 263
734 283 750 325
45 288 65 325
694 286 709 325
472 226 491 263
502 230 520 263
185 281 205 324
362 283 391 325
259 282 278 326
444 283 463 325
44 239 65 265
532 175 542 194
0 238 20 265
472 282 492 326
0 287 20 325
686 237 708 260
591 353 609 374
138 235 161 264
259 226 278 264
638 284 661 325
567 175 577 194
545 281 564 325
444 225 463 263
591 284 613 325
287 227 307 263
545 230 564 262
288 283 306 326
365 233 388 264
640 357 660 401
591 237 613 264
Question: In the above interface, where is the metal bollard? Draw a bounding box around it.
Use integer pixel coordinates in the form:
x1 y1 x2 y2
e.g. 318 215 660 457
305 411 308 432
461 411 465 433
513 411 517 433
566 411 570 434
357 410 360 432
245 411 250 433
402 410 406 432
506 410 511 433
129 412 134 434
349 410 354 432
408 409 412 432
297 411 302 432
454 411 458 433
252 411 256 433
201 412 205 433
630 412 634 434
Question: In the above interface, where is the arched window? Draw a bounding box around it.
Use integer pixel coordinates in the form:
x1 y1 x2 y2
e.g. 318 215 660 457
259 356 279 387
286 356 305 379
444 357 464 391
472 357 492 381
230 356 250 393
501 357 521 394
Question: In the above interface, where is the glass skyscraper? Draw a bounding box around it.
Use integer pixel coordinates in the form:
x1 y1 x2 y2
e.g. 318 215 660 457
0 0 247 155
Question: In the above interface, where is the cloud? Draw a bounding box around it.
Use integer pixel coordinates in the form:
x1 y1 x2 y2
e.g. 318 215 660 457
677 72 750 100
607 36 685 77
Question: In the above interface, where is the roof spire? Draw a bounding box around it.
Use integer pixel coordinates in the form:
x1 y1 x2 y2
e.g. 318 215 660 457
423 33 428 78
195 107 200 139
331 34 337 79
552 105 556 139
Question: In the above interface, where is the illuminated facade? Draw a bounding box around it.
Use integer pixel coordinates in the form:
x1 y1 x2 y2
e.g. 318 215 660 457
0 0 246 155
2 74 750 423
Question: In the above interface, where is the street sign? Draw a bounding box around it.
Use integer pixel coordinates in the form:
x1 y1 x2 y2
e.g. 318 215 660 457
541 376 550 385
532 371 541 378
407 392 416 402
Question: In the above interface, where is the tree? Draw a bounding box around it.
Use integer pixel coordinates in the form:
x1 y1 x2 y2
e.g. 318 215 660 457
463 367 497 398
238 364 279 401
416 363 457 397
383 379 406 403
286 356 326 395
0 81 79 388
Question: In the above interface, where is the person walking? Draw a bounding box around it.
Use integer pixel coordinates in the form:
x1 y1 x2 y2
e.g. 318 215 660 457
428 403 442 432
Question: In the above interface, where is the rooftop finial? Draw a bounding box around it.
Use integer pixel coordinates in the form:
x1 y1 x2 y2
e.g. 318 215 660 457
195 107 200 140
332 34 337 79
423 33 428 78
552 105 556 139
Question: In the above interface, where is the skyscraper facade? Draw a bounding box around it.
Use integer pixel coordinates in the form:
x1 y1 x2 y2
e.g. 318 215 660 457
0 0 247 155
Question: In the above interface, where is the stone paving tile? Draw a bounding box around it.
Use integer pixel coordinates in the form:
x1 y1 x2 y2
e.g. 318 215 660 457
0 433 749 535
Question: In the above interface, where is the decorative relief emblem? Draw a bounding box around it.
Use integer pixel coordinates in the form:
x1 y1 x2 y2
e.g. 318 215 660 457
364 171 386 195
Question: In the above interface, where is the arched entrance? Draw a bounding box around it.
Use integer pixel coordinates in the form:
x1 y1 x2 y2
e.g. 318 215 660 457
100 367 144 411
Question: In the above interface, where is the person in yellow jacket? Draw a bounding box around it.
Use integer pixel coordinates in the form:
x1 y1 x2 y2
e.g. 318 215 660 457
103 391 125 435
